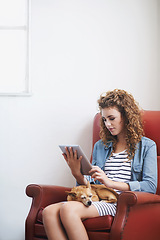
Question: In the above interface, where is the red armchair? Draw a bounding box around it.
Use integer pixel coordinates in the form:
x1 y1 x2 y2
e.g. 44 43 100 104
25 111 160 240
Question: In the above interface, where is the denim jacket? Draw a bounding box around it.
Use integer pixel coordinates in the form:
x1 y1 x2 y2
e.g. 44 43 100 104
86 137 157 194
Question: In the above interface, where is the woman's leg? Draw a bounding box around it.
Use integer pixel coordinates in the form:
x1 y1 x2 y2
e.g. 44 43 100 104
42 202 68 240
60 201 100 240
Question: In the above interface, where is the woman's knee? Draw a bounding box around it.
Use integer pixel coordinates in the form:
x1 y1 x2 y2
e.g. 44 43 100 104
42 203 62 222
60 202 82 222
60 202 100 223
42 205 52 222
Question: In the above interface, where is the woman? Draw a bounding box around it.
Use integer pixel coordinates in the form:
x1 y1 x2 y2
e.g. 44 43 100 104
42 89 157 240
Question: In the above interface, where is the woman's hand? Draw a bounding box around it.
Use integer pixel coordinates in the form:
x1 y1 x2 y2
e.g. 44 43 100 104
62 147 82 178
89 166 113 188
89 166 130 191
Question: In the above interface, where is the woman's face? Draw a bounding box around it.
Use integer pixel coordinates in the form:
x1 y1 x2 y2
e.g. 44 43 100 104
101 107 126 138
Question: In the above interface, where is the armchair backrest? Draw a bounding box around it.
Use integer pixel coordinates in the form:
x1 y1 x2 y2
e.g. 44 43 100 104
92 111 160 195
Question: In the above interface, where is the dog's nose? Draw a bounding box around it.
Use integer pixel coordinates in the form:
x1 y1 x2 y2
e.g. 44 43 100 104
87 201 92 206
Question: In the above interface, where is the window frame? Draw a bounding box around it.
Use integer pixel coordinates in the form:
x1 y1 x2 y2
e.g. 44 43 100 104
0 0 31 97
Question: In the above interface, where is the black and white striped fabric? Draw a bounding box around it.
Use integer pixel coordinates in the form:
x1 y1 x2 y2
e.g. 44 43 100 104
92 150 131 216
93 201 117 216
104 150 131 194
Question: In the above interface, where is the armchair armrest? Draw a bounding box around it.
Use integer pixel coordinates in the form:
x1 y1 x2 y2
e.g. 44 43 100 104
26 184 71 207
110 191 160 240
25 184 71 240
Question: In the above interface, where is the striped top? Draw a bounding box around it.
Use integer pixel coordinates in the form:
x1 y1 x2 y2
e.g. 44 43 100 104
104 150 131 194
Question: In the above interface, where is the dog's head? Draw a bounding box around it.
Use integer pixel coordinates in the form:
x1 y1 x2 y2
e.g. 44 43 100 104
67 182 93 207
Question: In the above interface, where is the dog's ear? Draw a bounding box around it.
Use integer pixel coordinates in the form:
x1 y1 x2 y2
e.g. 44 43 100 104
66 191 77 198
87 181 91 189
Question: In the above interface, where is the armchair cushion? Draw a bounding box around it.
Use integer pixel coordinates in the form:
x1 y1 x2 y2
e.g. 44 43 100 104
37 208 44 223
83 215 114 231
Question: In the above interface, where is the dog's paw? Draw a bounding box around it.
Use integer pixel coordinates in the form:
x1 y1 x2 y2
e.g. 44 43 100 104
100 199 117 203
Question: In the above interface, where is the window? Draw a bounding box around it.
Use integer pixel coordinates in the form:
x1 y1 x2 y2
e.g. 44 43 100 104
0 0 30 96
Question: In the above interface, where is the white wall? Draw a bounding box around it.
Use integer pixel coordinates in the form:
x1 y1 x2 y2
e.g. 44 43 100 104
0 0 159 239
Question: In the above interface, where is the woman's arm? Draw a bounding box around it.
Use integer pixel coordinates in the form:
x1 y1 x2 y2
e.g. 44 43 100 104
128 141 157 193
89 166 130 191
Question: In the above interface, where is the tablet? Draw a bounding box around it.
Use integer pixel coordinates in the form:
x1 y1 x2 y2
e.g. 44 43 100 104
59 145 92 175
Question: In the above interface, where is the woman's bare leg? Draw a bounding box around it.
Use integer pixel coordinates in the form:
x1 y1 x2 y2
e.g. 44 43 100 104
42 202 68 240
60 201 99 240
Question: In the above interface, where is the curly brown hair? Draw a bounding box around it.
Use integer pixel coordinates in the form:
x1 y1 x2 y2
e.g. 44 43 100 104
98 89 144 160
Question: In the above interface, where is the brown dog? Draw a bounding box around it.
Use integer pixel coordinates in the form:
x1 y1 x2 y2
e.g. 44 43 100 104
67 181 118 207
